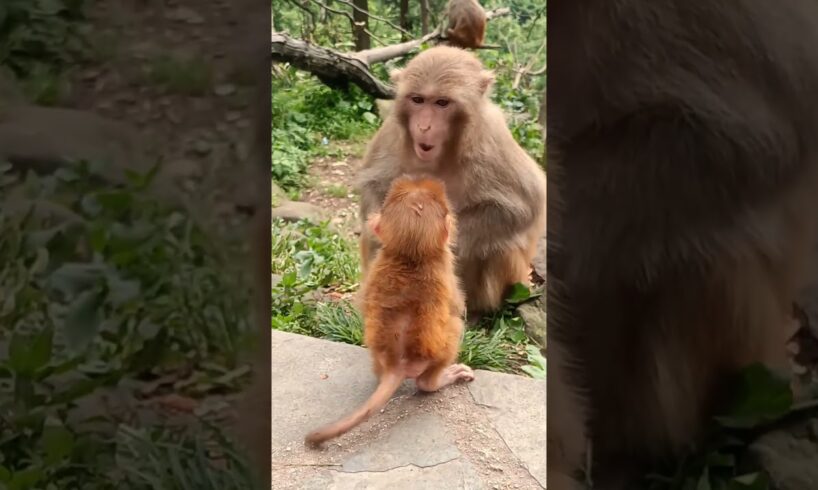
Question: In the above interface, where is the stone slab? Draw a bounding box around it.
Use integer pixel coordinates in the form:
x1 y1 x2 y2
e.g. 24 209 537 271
271 330 547 489
469 369 547 488
342 413 461 472
299 459 483 490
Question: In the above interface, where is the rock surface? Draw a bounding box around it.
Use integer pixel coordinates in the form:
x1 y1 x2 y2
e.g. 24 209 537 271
0 105 149 182
271 330 546 489
271 200 326 223
748 418 818 490
518 298 547 350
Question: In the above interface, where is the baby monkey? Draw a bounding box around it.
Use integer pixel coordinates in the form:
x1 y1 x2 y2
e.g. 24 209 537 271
305 176 475 446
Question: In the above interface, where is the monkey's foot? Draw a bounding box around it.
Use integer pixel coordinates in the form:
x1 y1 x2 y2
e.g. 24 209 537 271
443 363 475 384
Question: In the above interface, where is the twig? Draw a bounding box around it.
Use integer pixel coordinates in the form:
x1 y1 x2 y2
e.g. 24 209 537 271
307 0 390 46
286 0 317 36
330 0 413 37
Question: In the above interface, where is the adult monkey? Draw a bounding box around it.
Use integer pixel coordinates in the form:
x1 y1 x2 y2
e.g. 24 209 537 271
548 1 818 488
357 46 547 315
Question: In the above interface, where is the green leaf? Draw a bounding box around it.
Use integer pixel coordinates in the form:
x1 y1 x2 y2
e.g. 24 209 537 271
705 451 735 468
9 465 43 489
25 225 65 249
715 363 793 429
48 263 106 297
95 190 133 213
727 473 770 490
30 247 49 274
8 329 53 377
510 328 528 344
504 283 532 304
137 319 160 339
105 271 140 306
41 417 74 465
696 466 711 490
281 271 297 288
362 111 377 124
521 365 546 379
60 289 103 353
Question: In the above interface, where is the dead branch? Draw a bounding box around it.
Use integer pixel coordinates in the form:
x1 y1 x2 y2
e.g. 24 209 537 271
270 7 511 98
271 32 395 98
308 0 389 46
329 0 413 38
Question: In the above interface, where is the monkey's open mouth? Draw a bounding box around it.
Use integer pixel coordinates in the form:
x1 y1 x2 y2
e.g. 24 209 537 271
418 143 434 152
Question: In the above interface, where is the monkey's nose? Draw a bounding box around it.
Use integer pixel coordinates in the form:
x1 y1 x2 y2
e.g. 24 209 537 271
418 125 431 133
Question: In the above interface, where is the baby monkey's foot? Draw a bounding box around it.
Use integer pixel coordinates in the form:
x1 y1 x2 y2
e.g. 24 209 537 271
443 363 475 384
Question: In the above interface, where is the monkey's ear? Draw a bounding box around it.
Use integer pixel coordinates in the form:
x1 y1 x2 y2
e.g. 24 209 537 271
367 213 382 238
478 70 495 95
389 69 403 84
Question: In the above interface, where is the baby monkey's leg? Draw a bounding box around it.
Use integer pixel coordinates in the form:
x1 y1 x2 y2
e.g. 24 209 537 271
416 363 475 392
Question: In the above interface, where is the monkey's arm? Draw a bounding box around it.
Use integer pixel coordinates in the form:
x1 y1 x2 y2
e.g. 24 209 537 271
456 193 541 258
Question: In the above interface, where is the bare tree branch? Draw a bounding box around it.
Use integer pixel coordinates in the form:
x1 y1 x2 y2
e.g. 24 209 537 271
331 0 414 38
271 8 512 97
308 0 388 46
271 32 395 98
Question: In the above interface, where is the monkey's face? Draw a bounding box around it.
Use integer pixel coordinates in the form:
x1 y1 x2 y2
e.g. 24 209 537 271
403 93 456 164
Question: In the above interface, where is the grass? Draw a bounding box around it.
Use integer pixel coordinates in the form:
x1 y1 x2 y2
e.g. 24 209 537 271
144 53 213 96
270 217 543 375
272 71 380 192
0 160 256 488
325 183 349 198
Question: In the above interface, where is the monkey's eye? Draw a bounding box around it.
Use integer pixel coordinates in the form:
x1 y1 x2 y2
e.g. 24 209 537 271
411 96 424 104
435 99 450 108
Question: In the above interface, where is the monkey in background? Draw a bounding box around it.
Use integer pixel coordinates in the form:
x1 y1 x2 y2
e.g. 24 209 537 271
357 46 547 316
305 176 474 446
444 0 487 49
547 0 818 487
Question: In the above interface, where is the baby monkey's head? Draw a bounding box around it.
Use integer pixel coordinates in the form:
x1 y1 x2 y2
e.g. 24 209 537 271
368 176 455 258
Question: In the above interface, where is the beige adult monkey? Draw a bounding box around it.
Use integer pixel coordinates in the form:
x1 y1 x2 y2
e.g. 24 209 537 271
357 46 547 315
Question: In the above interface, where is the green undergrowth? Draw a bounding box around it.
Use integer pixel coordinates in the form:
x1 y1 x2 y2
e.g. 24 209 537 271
0 161 256 488
271 218 545 376
0 0 89 105
272 71 380 192
642 364 818 490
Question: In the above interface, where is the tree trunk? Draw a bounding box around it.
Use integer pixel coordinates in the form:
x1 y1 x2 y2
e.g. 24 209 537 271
400 0 410 41
352 0 371 50
540 88 547 168
420 0 430 34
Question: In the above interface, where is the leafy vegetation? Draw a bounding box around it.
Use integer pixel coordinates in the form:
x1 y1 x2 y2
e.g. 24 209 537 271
0 0 89 104
0 161 255 488
643 364 799 490
272 73 380 191
144 52 213 96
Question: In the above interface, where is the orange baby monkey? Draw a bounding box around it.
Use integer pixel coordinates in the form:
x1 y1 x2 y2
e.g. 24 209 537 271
305 176 474 446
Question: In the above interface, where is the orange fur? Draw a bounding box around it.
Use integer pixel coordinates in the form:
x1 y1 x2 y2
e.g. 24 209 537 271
305 176 473 447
